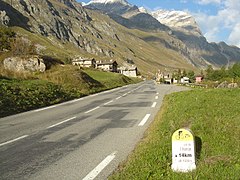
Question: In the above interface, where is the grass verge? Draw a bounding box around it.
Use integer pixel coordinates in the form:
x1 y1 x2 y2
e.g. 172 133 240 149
0 66 141 118
110 88 240 179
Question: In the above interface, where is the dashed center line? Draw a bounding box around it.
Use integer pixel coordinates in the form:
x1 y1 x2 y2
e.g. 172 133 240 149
104 100 113 105
155 96 159 100
151 102 157 108
116 96 122 100
85 106 100 114
82 151 117 180
47 117 76 129
138 114 151 126
0 135 29 147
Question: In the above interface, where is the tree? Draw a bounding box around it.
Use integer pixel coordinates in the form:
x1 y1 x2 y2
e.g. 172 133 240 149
205 65 214 80
229 63 240 78
182 69 187 77
187 70 195 83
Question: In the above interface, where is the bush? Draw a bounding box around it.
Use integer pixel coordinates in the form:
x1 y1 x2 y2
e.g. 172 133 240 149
0 79 79 117
0 26 16 51
11 36 37 56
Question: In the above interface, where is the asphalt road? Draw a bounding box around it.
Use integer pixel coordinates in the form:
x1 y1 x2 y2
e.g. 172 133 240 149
0 81 189 180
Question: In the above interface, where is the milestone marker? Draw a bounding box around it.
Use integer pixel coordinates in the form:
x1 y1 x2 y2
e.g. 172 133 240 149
171 128 196 172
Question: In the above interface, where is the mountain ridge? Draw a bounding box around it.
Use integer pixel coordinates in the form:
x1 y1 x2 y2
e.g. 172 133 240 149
85 0 240 68
1 0 196 75
1 0 240 73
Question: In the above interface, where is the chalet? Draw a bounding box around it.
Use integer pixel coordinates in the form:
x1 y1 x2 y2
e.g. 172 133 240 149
119 66 138 77
72 57 96 68
96 60 118 72
163 73 172 84
156 70 173 84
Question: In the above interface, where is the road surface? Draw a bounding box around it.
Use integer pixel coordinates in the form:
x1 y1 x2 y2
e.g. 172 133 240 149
0 81 188 180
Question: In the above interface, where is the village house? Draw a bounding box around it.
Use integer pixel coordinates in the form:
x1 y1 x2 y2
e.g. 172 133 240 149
195 76 204 83
163 73 173 84
119 66 138 77
180 77 190 84
96 60 118 72
72 57 96 68
156 70 173 84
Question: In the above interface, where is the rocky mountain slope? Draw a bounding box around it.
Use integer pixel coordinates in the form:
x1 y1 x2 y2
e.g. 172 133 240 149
86 0 240 68
0 0 195 75
1 0 240 74
85 0 169 32
153 9 240 68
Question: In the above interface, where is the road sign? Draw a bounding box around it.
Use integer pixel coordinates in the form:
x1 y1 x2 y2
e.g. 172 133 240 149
171 128 196 172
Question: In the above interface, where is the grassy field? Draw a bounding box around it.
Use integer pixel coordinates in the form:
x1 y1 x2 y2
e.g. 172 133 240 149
110 88 240 179
0 66 141 118
83 68 140 89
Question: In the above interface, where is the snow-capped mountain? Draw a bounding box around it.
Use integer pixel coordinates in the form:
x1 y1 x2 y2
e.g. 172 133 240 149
87 0 130 6
138 7 148 14
85 0 135 16
83 0 240 68
85 0 169 31
151 10 202 36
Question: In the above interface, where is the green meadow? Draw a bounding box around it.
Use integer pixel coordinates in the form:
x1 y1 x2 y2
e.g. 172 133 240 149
110 88 240 179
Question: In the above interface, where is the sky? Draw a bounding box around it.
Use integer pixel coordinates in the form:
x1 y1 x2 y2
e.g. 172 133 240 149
79 0 240 47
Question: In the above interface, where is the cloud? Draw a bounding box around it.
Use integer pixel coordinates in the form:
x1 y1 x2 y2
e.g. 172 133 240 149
228 23 240 47
197 0 221 5
193 0 240 47
193 12 221 42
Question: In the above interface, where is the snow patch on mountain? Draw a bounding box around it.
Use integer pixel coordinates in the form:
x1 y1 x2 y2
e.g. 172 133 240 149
151 10 202 36
138 7 148 13
87 0 131 6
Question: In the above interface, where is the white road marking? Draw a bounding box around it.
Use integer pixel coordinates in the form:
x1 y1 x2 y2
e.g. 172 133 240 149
34 105 57 112
122 93 128 96
156 92 159 95
85 106 100 114
104 100 113 105
63 98 83 104
138 114 151 126
47 117 76 129
155 96 159 100
151 102 157 108
89 94 98 97
0 135 29 147
116 96 122 100
82 151 117 180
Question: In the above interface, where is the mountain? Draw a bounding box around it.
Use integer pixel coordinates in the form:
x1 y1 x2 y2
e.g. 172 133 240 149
0 0 195 75
151 9 240 68
87 0 131 6
151 10 202 37
1 0 240 74
85 0 240 68
85 0 169 32
85 0 134 15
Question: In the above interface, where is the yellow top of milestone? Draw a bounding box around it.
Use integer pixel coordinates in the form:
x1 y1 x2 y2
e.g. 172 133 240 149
172 128 194 141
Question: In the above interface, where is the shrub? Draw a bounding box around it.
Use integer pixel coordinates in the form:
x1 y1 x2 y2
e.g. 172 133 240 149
0 26 16 51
